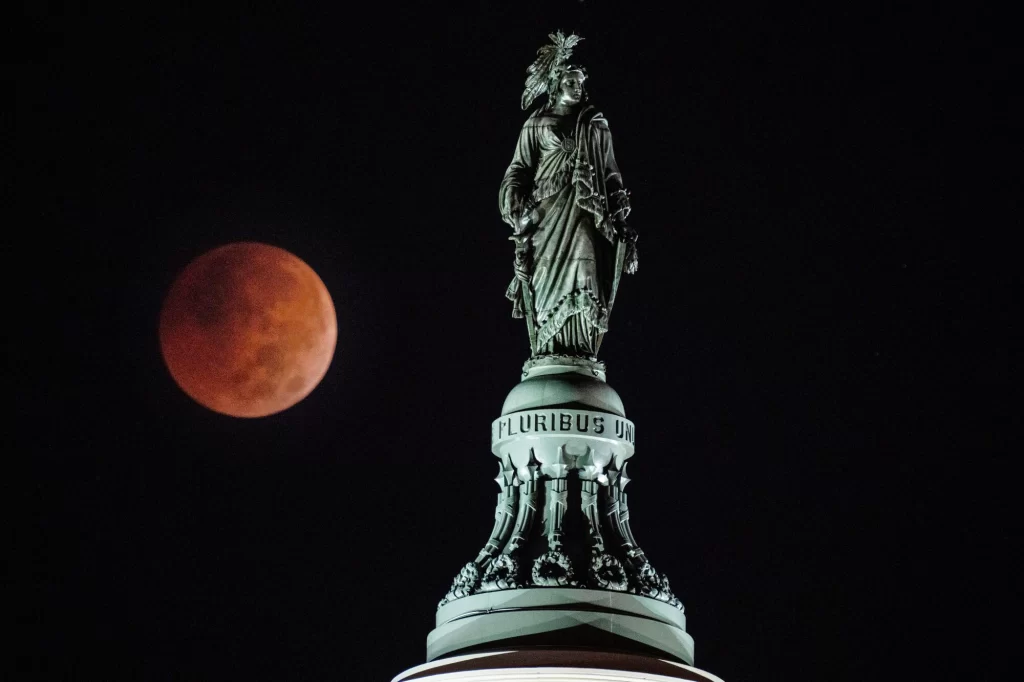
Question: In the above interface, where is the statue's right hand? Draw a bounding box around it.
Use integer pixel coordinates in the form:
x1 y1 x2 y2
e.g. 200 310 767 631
516 203 542 234
517 211 533 233
508 195 525 223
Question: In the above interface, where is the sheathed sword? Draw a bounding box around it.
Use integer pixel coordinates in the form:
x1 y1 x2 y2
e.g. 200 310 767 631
595 236 628 354
509 229 539 355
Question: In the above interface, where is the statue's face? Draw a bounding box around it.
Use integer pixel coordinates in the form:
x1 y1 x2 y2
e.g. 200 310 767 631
557 70 586 106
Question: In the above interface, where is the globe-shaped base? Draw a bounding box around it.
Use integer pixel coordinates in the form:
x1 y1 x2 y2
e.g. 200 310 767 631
502 361 626 417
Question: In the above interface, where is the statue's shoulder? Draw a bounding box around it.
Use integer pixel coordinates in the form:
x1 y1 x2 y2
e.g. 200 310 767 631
580 106 610 131
522 108 556 129
591 112 610 130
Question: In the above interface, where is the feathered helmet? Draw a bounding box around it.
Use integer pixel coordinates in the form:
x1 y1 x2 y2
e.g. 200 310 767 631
520 31 585 111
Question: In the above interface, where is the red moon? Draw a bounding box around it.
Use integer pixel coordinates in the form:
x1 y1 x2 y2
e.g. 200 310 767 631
159 242 337 418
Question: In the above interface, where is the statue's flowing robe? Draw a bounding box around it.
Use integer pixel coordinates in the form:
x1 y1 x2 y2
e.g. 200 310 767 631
499 105 625 355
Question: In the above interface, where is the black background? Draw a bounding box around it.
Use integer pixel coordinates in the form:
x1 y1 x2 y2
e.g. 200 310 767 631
17 2 1011 680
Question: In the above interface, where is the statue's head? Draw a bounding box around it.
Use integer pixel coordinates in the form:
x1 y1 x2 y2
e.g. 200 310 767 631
520 33 586 111
547 65 588 108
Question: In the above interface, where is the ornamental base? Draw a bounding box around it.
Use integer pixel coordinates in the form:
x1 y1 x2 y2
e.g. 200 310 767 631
429 588 693 665
394 649 725 682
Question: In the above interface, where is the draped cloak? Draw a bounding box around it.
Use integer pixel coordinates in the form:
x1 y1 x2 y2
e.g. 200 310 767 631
499 105 626 353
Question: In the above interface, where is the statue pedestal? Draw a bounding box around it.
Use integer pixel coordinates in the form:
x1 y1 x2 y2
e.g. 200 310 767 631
429 588 693 664
435 362 690 667
496 360 634 480
504 360 624 415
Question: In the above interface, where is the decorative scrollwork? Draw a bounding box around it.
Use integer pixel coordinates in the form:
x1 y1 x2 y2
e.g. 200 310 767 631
631 561 682 609
532 549 577 586
589 553 629 591
439 562 481 608
437 394 686 615
479 554 520 592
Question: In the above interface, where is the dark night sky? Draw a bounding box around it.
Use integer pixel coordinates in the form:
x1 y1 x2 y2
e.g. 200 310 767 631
17 2 1012 681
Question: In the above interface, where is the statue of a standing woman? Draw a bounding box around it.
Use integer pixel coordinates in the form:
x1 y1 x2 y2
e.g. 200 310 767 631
500 32 638 361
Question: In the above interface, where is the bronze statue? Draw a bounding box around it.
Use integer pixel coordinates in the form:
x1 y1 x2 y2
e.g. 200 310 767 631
500 32 637 360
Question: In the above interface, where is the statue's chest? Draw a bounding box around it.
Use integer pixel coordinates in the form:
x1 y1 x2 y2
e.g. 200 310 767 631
538 119 579 156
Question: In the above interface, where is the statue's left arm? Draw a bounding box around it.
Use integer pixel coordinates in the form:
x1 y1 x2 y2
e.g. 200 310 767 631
594 118 632 231
595 117 638 272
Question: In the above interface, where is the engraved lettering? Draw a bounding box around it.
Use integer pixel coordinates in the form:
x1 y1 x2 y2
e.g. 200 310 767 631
494 413 630 443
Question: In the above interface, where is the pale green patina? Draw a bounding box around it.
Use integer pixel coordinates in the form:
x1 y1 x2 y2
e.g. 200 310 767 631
500 32 637 360
422 33 694 670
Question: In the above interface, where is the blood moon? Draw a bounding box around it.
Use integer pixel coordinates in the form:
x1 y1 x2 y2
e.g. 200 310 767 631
159 242 337 418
